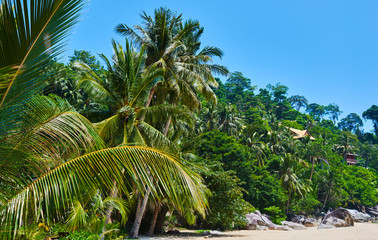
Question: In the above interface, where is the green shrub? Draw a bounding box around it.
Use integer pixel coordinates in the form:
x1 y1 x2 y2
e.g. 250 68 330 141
61 231 100 240
263 206 286 224
293 195 321 214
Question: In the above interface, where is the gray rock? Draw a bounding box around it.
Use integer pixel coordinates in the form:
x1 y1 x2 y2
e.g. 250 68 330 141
318 208 354 229
209 230 224 235
246 210 288 230
367 206 378 219
281 221 307 230
347 209 373 222
291 215 317 227
246 211 303 231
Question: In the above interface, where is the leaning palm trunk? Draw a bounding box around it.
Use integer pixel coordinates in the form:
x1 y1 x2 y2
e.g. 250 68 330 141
286 191 292 215
129 187 151 238
147 203 160 236
129 117 172 237
321 186 331 212
164 116 172 136
309 157 315 181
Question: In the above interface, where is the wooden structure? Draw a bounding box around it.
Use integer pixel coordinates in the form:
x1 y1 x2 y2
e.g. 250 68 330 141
346 153 358 166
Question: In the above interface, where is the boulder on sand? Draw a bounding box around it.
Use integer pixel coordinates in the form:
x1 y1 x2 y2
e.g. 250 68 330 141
281 221 307 230
347 209 373 222
318 208 354 229
245 211 292 231
367 206 378 219
291 215 318 227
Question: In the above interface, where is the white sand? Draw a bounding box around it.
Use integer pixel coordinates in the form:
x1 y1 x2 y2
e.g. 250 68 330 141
145 223 378 240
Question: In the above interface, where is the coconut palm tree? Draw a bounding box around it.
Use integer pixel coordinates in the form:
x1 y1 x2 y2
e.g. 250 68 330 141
76 40 200 237
0 2 208 239
115 7 228 113
279 153 311 214
115 9 228 235
75 40 187 150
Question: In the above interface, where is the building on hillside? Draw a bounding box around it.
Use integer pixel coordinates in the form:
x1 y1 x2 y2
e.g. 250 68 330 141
289 127 315 140
345 153 358 166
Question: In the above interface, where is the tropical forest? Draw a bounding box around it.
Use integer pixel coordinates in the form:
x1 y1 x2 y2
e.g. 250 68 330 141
0 0 377 239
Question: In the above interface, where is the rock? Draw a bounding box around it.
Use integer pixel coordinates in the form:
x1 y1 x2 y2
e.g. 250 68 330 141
291 215 317 227
281 221 307 230
209 230 224 235
318 208 354 229
246 210 276 229
246 210 288 230
347 209 373 222
367 206 378 219
246 210 301 231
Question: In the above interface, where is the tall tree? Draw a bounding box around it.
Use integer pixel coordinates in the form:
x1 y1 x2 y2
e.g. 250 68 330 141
325 103 342 124
363 105 378 136
115 7 228 112
288 95 308 111
306 103 326 120
338 113 363 133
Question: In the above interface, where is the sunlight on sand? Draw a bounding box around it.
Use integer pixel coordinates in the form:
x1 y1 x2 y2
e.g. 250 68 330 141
144 223 378 240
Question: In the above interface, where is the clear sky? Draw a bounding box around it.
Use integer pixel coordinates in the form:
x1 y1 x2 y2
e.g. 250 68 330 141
65 0 378 132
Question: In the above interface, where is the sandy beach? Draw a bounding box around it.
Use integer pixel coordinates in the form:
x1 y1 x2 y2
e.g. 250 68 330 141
143 223 378 240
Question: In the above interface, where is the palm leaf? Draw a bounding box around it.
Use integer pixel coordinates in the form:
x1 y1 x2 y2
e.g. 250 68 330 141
0 0 85 139
0 146 207 239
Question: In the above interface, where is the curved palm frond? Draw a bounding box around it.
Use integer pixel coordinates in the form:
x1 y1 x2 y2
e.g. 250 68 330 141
0 146 207 239
0 0 86 139
0 95 105 202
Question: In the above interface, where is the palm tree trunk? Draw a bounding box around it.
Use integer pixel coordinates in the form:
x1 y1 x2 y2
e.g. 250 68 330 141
100 181 118 240
321 188 330 212
154 205 169 234
140 84 158 122
163 116 172 136
145 84 157 108
309 157 315 181
129 188 151 238
286 192 291 215
147 203 160 236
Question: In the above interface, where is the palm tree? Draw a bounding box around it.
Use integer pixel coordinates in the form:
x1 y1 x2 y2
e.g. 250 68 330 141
76 40 198 237
115 7 228 113
0 2 208 238
115 8 228 235
245 131 267 166
279 153 310 215
76 40 183 150
218 103 245 137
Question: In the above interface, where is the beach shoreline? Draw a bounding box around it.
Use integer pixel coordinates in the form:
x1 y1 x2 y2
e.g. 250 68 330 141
144 223 378 240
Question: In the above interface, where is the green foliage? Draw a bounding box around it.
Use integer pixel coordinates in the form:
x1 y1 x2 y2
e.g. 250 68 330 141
292 195 321 214
246 168 286 210
363 105 378 135
61 231 100 240
196 163 254 230
342 166 378 207
2 2 378 238
338 113 363 133
263 206 286 224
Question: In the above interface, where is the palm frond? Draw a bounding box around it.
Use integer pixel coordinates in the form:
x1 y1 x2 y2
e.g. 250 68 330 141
0 146 207 239
0 0 85 139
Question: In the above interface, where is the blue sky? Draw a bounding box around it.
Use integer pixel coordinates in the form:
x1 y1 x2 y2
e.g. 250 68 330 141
65 0 378 132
